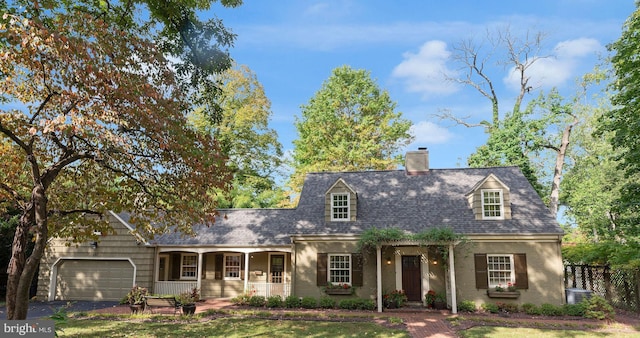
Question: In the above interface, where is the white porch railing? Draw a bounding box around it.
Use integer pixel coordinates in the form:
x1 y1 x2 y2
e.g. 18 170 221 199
154 281 198 296
248 282 291 298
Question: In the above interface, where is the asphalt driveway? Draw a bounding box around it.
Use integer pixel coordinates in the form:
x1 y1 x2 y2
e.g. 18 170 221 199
1 300 120 319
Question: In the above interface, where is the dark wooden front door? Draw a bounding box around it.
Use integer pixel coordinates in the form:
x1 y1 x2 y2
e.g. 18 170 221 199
402 256 421 301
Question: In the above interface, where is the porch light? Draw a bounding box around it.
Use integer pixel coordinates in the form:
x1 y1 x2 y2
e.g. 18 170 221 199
386 257 392 265
432 259 438 265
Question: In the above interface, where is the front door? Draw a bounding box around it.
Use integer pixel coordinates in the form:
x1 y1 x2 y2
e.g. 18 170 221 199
270 254 284 283
158 255 169 281
402 256 421 301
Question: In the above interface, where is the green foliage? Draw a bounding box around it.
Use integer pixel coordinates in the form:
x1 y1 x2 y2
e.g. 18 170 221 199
49 303 70 337
563 303 586 317
319 296 336 309
300 297 317 309
457 300 477 313
583 295 615 321
358 227 462 254
284 295 300 308
521 303 541 315
230 293 252 306
265 295 283 308
481 303 499 313
539 303 564 316
125 286 148 305
288 65 413 204
248 295 266 307
562 241 640 269
338 298 375 310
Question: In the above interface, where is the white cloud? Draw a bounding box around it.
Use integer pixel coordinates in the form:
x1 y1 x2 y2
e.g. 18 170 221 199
409 121 453 144
503 38 603 91
391 40 459 97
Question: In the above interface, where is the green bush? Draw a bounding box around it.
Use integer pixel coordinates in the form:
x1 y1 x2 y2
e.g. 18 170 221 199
338 298 374 310
248 295 266 307
319 296 336 309
356 299 376 310
522 303 541 315
338 299 357 310
457 300 476 312
563 302 586 317
481 303 499 313
230 293 252 306
495 302 518 313
583 295 615 321
540 303 564 316
266 295 283 308
284 295 300 308
300 296 317 309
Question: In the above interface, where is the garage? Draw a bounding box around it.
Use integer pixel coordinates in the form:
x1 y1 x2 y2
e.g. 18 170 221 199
55 259 134 301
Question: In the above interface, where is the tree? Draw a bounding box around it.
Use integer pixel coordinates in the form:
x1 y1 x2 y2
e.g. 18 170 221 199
0 10 230 320
601 3 640 231
288 65 413 203
189 64 285 208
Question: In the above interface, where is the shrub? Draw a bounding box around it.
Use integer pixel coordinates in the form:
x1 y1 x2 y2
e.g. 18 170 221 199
481 303 499 313
457 300 476 312
540 303 564 316
583 295 615 321
300 296 317 309
564 303 586 317
522 303 541 315
338 299 357 310
266 295 283 308
248 295 266 307
319 296 336 309
495 302 518 313
231 292 253 306
284 295 300 308
357 299 376 310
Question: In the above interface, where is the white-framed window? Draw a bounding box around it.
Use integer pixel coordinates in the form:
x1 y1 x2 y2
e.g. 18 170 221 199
328 254 351 284
180 254 197 280
481 189 504 220
331 193 350 221
487 254 514 287
224 253 241 280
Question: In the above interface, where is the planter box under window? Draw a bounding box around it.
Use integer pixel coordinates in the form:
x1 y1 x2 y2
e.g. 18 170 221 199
325 288 352 295
487 290 520 299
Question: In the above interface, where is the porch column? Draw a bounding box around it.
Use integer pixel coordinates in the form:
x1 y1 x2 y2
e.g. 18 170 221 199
197 252 203 291
376 245 383 313
448 243 457 314
244 252 250 293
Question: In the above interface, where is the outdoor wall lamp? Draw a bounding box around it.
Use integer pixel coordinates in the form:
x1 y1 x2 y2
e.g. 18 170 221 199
90 241 98 249
386 257 392 265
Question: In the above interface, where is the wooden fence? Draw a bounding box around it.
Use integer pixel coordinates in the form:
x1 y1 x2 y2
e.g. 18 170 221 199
564 264 640 312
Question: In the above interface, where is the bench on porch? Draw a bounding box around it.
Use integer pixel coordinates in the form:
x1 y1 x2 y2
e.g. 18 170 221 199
144 296 180 315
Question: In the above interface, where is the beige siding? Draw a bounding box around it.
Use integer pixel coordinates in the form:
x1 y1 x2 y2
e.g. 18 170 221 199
453 240 565 306
293 239 376 299
324 180 357 222
37 213 154 301
470 176 512 220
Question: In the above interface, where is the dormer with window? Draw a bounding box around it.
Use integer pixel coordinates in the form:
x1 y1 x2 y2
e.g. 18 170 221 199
466 174 511 220
325 178 357 222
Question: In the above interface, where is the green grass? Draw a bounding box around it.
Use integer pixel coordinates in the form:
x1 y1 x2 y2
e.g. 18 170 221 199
459 327 640 338
58 317 409 337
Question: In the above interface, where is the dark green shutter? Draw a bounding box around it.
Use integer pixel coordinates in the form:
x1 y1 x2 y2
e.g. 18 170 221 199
514 253 528 289
352 253 363 286
474 253 488 289
317 253 328 286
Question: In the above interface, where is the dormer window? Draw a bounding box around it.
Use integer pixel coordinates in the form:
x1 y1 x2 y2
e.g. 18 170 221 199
481 189 504 220
331 193 350 221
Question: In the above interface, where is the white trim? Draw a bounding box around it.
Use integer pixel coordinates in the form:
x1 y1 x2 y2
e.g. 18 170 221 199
376 245 382 313
157 246 293 254
197 253 203 290
244 253 250 292
481 189 505 220
328 253 351 284
449 244 457 314
324 178 357 195
330 193 350 221
48 257 137 301
394 255 402 290
180 253 198 280
223 253 242 280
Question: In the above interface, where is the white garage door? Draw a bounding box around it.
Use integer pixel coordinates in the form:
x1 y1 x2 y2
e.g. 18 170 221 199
56 260 134 301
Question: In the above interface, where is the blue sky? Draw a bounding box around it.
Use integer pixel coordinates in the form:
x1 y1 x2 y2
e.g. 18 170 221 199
208 0 635 170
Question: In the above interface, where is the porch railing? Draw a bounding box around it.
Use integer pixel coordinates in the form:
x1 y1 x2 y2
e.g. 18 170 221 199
248 282 291 298
154 281 198 296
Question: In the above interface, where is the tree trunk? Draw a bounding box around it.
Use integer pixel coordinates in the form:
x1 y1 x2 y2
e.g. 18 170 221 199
6 185 48 320
548 118 576 218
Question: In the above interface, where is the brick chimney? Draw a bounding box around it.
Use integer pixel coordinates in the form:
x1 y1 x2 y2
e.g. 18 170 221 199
405 147 429 175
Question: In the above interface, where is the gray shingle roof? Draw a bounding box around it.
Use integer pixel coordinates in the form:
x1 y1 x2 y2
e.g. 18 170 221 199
150 166 562 246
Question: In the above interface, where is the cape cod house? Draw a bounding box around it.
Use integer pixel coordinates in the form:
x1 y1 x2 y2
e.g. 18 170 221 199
37 148 565 313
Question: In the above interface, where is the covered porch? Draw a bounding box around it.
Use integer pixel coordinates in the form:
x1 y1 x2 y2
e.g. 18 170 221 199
153 247 292 299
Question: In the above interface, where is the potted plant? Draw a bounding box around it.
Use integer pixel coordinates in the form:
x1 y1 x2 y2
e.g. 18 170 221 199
487 282 520 298
126 285 148 313
177 287 200 315
383 290 408 309
424 290 436 308
433 292 447 310
323 282 353 295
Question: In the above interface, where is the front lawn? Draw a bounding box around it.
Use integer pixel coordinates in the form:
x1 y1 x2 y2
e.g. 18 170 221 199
58 317 409 337
459 326 640 337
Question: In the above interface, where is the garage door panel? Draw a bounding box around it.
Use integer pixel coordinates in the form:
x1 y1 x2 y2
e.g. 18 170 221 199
56 260 133 301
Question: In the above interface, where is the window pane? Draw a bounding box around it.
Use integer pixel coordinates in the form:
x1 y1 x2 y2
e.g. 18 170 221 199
328 255 350 284
487 255 513 287
332 194 349 220
225 255 241 278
